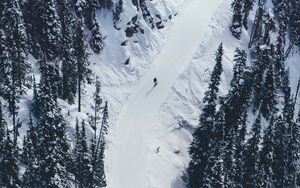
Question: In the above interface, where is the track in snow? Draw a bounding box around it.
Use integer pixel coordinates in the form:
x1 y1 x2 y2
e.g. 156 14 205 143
109 0 223 187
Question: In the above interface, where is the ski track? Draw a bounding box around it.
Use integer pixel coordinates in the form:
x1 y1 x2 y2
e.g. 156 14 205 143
109 0 224 187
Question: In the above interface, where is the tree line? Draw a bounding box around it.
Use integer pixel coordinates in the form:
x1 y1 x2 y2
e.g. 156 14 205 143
188 0 300 187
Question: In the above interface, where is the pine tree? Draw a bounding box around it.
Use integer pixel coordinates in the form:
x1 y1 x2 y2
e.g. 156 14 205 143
22 114 39 188
249 0 265 47
0 101 6 157
74 8 91 112
261 63 277 119
0 29 10 98
92 101 109 187
23 0 43 58
230 0 243 39
32 59 71 187
243 114 262 187
187 44 223 188
290 0 300 45
73 120 92 188
113 0 124 29
1 0 29 91
40 0 61 60
89 18 104 54
0 131 20 187
1 0 29 139
90 78 103 139
206 108 226 187
259 116 276 187
273 115 289 187
242 0 255 30
58 0 77 104
231 48 247 90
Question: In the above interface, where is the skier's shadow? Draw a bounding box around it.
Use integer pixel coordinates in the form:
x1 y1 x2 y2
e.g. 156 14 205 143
145 86 155 97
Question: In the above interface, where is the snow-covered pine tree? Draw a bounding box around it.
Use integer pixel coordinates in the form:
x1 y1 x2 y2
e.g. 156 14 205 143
259 116 276 187
290 0 300 45
32 59 71 187
280 84 299 186
242 0 255 30
0 29 10 99
230 48 247 90
92 101 109 187
249 0 265 47
58 0 77 104
230 0 243 39
1 0 29 92
273 115 289 187
73 120 93 188
89 18 104 54
0 130 20 187
40 0 61 60
22 114 39 188
222 48 252 187
84 0 97 30
90 78 103 140
113 0 124 29
261 63 277 119
206 108 226 187
187 43 223 188
1 0 29 139
23 0 43 58
74 7 91 112
243 114 262 187
0 102 6 158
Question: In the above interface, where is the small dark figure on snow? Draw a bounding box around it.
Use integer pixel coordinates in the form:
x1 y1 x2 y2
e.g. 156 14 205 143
153 77 158 87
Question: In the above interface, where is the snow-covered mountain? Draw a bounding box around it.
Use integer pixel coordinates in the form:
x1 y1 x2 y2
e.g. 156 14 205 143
1 0 300 187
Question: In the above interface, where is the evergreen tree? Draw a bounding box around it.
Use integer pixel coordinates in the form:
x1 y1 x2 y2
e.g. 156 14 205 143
273 115 289 187
80 121 92 187
113 0 124 30
74 8 91 112
40 0 61 60
22 114 39 188
259 116 276 187
0 101 6 157
89 18 104 54
92 101 109 187
58 0 77 104
187 44 223 187
261 63 277 119
206 108 226 187
0 29 10 98
0 131 20 187
32 59 71 187
230 0 243 39
249 0 265 47
290 0 300 45
242 0 255 30
1 0 29 139
243 114 262 187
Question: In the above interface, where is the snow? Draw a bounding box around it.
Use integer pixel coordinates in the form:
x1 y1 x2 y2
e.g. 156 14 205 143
107 0 224 187
8 0 300 187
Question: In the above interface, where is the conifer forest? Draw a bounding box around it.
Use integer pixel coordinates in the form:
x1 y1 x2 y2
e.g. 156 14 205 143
0 0 300 187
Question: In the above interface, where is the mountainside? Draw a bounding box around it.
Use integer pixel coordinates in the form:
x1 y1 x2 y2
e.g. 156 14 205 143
0 0 300 187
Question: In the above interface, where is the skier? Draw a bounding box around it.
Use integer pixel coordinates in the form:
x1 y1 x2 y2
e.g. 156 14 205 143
153 77 158 87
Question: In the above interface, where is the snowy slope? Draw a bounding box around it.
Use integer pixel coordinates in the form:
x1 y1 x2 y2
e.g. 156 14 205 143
107 0 224 187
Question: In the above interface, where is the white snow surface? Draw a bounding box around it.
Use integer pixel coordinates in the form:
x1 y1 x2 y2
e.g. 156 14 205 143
7 0 300 187
107 0 224 188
